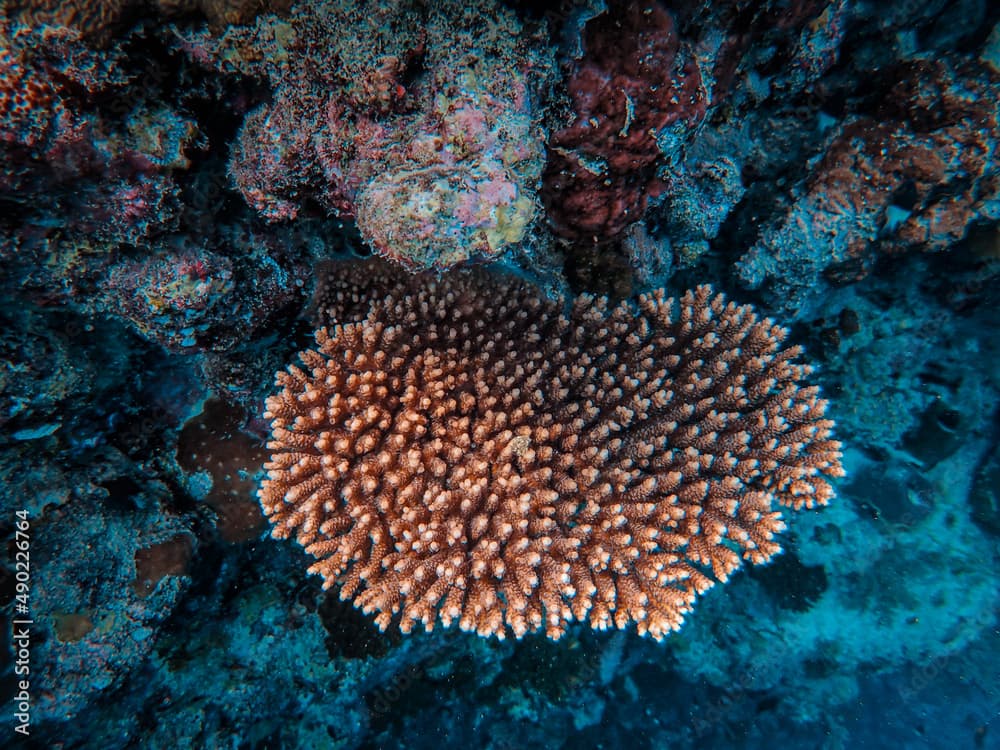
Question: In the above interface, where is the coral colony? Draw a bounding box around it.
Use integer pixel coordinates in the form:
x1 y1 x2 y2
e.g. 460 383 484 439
260 259 842 639
1 0 998 747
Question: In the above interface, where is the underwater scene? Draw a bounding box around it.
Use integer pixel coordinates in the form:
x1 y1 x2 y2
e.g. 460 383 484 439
1 0 998 748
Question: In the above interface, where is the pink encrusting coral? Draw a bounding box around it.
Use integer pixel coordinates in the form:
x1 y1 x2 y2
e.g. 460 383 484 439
202 0 554 271
336 61 544 271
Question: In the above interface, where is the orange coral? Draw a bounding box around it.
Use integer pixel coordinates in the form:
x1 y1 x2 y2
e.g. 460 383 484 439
259 260 843 640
